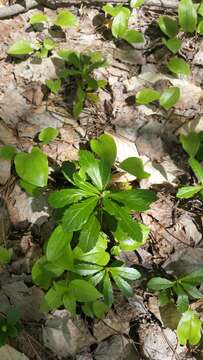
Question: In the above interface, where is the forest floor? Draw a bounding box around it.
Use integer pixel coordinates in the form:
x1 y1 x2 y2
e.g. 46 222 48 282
0 0 203 359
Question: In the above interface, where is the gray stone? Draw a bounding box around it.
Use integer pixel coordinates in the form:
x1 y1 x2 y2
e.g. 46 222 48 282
43 310 95 358
94 335 139 360
163 248 203 277
194 51 203 66
0 345 29 360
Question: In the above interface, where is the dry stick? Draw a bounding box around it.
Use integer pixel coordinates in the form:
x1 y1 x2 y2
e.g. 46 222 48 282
0 0 179 19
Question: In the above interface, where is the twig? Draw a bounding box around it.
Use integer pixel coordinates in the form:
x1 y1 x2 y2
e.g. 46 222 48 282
0 0 179 20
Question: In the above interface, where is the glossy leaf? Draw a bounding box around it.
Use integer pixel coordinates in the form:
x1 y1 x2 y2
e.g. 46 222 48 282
43 38 56 50
188 158 203 183
68 279 102 302
0 246 11 265
162 37 182 54
103 272 113 307
40 287 62 312
110 189 156 211
167 57 191 76
62 196 98 231
90 133 117 168
48 188 87 208
79 150 103 190
119 157 150 179
147 277 174 290
112 9 130 38
110 266 140 280
103 198 143 242
180 132 200 157
158 16 178 37
54 244 74 271
54 10 78 28
176 185 203 199
177 293 189 313
130 0 145 8
102 4 122 17
92 300 108 319
14 147 48 187
177 309 201 346
159 87 180 109
46 79 61 94
136 88 160 104
181 283 203 299
29 12 48 25
7 40 33 56
197 19 203 34
39 127 59 144
46 225 72 261
74 263 102 276
181 269 203 285
0 145 16 161
122 29 144 44
63 293 76 315
32 257 63 289
78 214 101 252
178 0 197 33
111 274 133 297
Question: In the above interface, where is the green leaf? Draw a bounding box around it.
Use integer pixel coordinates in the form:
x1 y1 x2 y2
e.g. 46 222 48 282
29 12 48 24
19 180 40 196
92 300 108 319
48 188 88 208
90 134 117 168
54 10 78 28
197 3 203 16
159 87 180 109
110 189 156 211
74 246 109 266
46 225 72 261
177 309 201 346
102 4 122 17
73 85 85 118
38 127 59 144
74 263 102 276
176 185 203 199
167 57 191 76
0 246 11 265
103 198 143 242
62 196 98 231
79 150 103 190
158 16 178 37
158 290 170 306
162 37 182 54
110 266 140 280
68 279 102 302
73 175 100 195
32 256 63 289
136 88 160 105
181 269 203 285
119 157 150 179
197 19 203 34
112 9 130 38
180 132 200 157
122 29 144 44
63 293 76 315
178 0 197 33
147 277 174 290
130 0 145 8
103 272 113 307
54 244 74 270
40 287 62 312
188 158 203 183
111 274 133 297
7 307 21 326
181 283 203 299
46 79 61 95
43 38 56 50
7 40 33 56
177 293 189 313
14 147 48 187
89 270 105 286
78 214 101 252
0 145 16 160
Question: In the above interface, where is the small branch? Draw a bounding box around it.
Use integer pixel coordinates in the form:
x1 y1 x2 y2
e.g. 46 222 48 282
0 0 178 19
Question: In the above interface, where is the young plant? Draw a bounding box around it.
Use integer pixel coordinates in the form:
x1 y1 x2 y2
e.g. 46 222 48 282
31 134 156 318
7 37 56 59
136 86 180 110
177 132 203 199
0 308 21 346
102 4 144 45
46 50 107 118
148 269 203 346
0 246 12 265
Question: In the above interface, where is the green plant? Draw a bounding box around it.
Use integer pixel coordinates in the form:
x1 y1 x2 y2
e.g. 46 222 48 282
148 269 203 345
177 132 203 198
102 4 144 45
136 86 180 109
0 307 21 346
30 134 156 318
7 37 56 59
0 246 12 265
46 50 107 118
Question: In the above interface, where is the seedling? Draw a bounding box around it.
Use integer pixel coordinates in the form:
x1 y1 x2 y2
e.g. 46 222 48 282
31 134 156 318
0 246 12 265
148 269 203 346
136 86 180 109
7 37 56 59
0 308 21 347
177 132 203 199
102 4 144 45
46 50 107 117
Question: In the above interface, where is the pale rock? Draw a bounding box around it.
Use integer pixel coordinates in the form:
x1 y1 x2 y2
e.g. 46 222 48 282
93 310 129 342
0 345 29 360
163 248 203 277
94 335 139 360
194 51 203 66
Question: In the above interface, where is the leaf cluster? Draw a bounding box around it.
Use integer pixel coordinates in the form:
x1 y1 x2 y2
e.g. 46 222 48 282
0 308 21 347
136 86 180 109
30 134 156 317
148 269 203 345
